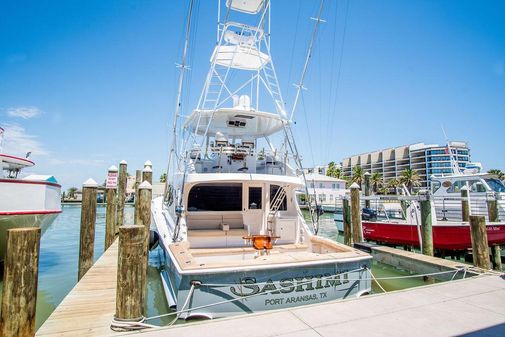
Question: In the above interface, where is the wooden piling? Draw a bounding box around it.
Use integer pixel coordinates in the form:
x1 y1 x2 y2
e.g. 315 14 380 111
78 178 98 281
419 190 434 257
492 245 502 271
461 187 470 222
487 192 499 222
133 169 142 223
0 228 41 337
342 198 353 246
364 172 371 208
142 166 153 185
137 181 152 309
105 166 118 250
486 192 502 271
350 183 363 243
469 215 491 270
116 160 127 231
115 225 146 322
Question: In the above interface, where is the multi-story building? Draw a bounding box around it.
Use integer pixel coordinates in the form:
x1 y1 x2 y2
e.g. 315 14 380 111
341 141 471 189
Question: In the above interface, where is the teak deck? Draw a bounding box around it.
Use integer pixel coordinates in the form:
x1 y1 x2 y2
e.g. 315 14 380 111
36 240 119 337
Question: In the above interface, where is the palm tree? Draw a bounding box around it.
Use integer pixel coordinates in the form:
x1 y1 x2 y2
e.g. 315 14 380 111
67 187 78 199
351 166 364 187
488 169 505 180
160 173 167 183
326 161 339 178
399 169 421 193
370 172 382 194
386 178 399 195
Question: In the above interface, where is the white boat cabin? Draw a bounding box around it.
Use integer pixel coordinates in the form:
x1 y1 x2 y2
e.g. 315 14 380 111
180 174 302 249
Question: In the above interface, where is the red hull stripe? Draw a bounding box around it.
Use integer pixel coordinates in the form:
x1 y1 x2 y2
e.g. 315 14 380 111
362 221 505 250
0 210 62 216
0 178 61 188
0 154 35 166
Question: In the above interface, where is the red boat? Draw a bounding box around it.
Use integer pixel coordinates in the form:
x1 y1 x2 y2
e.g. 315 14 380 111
362 220 505 251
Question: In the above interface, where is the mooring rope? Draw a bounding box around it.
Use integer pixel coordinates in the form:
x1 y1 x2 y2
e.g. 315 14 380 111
111 265 473 331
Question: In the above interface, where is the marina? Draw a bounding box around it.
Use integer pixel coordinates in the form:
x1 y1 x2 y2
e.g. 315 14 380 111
1 0 504 336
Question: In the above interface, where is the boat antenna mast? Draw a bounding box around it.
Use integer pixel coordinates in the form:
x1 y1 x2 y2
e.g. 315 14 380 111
441 125 462 176
164 0 195 202
283 0 326 234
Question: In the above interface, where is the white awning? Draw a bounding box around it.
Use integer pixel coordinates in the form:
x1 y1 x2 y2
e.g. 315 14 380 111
185 108 286 138
212 45 270 71
226 0 265 14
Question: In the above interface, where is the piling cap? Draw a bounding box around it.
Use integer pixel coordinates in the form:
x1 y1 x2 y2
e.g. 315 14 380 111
144 160 153 167
143 166 153 173
138 181 152 190
349 182 360 189
82 178 98 188
364 172 371 176
461 185 469 191
119 160 127 165
108 165 118 172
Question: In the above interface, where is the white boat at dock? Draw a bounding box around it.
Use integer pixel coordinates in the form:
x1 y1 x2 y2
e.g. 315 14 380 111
0 151 61 262
152 0 371 320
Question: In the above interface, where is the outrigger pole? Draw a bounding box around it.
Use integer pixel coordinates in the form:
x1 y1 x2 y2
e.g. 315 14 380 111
164 0 195 201
285 0 326 234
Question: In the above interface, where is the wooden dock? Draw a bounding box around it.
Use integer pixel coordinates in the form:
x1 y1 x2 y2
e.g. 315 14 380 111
36 240 119 337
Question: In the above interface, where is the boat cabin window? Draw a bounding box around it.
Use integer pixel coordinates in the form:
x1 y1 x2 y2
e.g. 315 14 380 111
447 180 484 193
270 184 287 210
431 181 441 194
248 187 262 209
485 179 505 192
188 183 242 211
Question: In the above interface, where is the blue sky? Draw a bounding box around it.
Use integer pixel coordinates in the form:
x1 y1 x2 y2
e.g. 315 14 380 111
1 0 504 189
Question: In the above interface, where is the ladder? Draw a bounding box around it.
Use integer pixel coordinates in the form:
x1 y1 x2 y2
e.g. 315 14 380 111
267 186 287 234
261 61 286 116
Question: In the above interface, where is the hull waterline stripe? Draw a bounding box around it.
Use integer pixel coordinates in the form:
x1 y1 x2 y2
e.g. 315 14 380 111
0 178 61 188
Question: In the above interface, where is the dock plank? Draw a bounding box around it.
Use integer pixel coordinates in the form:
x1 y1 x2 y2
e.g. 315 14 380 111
36 240 119 337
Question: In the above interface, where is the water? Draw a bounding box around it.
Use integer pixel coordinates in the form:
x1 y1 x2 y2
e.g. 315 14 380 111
0 206 436 329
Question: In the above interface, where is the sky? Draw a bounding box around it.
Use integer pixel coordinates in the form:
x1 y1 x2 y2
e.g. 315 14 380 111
1 0 504 190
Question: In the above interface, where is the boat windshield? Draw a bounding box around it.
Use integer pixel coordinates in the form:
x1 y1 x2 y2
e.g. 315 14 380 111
485 179 505 192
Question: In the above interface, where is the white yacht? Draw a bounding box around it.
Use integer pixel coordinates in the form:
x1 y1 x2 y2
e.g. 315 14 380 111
151 0 371 319
431 172 505 221
0 129 61 261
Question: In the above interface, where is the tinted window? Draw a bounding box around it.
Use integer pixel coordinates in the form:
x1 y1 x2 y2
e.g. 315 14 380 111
188 183 242 211
485 179 505 192
248 187 262 209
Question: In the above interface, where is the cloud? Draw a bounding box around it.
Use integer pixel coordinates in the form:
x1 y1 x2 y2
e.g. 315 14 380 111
0 124 48 156
6 106 42 119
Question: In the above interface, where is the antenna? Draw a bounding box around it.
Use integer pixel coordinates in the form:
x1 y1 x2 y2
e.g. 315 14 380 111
440 125 461 175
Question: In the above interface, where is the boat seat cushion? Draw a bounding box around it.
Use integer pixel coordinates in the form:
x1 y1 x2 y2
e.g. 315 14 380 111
187 228 248 248
186 213 245 230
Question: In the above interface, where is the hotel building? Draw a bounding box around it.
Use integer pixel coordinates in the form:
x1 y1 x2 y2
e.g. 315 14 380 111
341 141 471 189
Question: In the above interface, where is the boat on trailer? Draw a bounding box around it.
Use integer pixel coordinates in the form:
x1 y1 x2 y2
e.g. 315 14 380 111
0 148 62 261
152 0 371 320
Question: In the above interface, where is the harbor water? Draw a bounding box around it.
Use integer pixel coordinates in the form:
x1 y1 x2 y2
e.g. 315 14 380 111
0 205 434 329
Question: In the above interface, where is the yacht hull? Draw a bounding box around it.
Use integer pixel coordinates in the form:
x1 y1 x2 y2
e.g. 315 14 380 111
160 248 371 319
0 212 59 261
0 178 61 261
362 220 505 250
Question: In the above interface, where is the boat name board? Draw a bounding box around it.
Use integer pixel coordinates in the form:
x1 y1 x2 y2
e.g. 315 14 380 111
229 272 351 300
